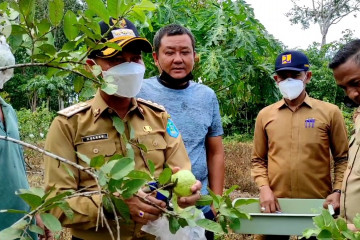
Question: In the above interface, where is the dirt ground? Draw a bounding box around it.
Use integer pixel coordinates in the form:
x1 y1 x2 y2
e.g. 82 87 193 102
25 142 260 239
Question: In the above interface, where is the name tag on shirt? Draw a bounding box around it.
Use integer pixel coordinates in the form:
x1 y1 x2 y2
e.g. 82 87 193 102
82 133 108 142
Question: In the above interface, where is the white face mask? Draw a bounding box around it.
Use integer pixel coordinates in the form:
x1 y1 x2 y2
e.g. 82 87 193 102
102 62 145 98
278 77 305 100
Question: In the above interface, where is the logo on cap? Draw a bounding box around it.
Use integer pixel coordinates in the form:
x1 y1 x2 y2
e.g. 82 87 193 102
282 54 292 64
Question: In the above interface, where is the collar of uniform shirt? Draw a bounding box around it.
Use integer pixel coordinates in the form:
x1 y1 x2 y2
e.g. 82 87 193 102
275 93 313 110
91 90 144 122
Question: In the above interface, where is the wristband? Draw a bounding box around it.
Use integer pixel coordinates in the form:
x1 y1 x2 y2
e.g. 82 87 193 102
333 189 341 194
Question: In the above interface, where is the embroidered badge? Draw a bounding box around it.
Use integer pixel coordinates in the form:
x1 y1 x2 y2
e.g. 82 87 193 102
143 126 152 133
166 119 179 138
82 133 108 142
305 118 315 128
282 54 292 64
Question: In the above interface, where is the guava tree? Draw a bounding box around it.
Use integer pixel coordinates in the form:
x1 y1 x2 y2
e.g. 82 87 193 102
0 0 254 239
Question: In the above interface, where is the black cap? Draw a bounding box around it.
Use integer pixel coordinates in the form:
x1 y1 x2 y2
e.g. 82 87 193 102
275 50 310 72
89 18 152 58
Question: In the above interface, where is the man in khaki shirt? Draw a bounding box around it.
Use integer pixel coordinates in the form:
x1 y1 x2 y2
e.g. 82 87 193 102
44 18 201 240
330 39 360 230
251 50 348 239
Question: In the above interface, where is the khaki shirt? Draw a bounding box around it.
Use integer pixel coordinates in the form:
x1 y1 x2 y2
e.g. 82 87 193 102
251 95 348 198
44 90 191 240
340 108 360 223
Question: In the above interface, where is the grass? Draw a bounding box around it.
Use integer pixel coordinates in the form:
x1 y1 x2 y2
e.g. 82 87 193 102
25 141 257 239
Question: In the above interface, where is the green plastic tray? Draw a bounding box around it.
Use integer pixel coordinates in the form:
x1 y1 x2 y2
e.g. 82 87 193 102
232 198 325 235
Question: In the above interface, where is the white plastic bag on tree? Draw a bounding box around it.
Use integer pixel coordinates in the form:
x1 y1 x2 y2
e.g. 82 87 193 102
0 35 15 89
141 213 207 240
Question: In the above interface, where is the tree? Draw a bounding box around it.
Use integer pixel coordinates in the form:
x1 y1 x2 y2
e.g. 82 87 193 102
286 0 360 47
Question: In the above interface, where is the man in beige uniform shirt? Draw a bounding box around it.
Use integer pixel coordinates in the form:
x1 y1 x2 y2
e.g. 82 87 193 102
251 50 348 239
330 39 360 230
44 18 201 240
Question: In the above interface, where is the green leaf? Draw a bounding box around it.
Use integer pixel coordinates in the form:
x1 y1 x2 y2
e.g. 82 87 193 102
148 160 155 176
109 154 124 161
134 0 156 11
196 195 213 207
112 116 125 134
126 143 135 159
178 218 189 228
224 185 239 197
49 0 64 27
196 218 224 233
17 193 43 210
158 168 172 185
108 178 123 192
229 217 241 233
63 10 79 41
101 82 117 95
1 208 25 215
127 170 152 181
98 170 107 186
39 43 57 56
90 155 105 169
122 179 146 199
61 163 75 180
108 0 126 18
130 8 146 23
219 215 227 232
110 157 135 180
302 228 320 239
43 190 72 206
233 198 258 208
336 217 348 231
76 152 91 165
73 76 85 93
0 227 22 240
19 0 35 23
40 213 62 232
313 214 325 228
354 213 360 229
85 0 109 24
29 224 44 235
111 196 131 221
137 144 147 152
168 215 181 234
317 229 332 238
36 19 51 36
58 201 74 220
207 188 221 209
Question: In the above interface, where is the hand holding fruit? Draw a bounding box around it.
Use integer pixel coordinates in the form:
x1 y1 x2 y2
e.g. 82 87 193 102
171 168 202 208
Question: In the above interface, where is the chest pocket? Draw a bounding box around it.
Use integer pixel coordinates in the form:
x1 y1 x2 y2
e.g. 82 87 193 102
76 140 117 166
138 134 167 151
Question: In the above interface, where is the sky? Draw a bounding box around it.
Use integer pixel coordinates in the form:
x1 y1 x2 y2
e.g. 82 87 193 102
248 0 360 49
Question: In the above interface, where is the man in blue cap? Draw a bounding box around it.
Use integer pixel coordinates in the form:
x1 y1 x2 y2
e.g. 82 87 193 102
251 50 349 239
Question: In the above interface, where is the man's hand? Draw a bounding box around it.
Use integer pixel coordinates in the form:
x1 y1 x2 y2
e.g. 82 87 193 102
35 214 54 240
323 191 341 211
171 166 202 208
259 185 281 213
123 189 166 224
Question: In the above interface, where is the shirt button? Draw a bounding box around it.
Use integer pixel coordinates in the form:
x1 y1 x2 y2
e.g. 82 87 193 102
93 148 99 154
153 141 158 147
108 109 113 114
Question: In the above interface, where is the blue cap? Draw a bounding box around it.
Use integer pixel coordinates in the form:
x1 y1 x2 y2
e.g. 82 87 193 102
275 50 310 72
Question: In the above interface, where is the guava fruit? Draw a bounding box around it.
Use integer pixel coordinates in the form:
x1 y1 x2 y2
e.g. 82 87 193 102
171 170 196 197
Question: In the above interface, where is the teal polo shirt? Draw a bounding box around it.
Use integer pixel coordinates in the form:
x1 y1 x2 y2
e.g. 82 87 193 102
0 97 35 238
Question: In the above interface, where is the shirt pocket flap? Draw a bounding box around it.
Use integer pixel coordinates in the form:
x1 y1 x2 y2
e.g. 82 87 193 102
138 134 167 151
76 140 117 161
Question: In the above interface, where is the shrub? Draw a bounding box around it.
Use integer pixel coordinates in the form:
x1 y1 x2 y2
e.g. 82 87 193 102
16 106 56 143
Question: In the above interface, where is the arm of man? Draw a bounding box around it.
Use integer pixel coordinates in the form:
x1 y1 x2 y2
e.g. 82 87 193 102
251 111 281 213
323 107 349 210
206 135 225 196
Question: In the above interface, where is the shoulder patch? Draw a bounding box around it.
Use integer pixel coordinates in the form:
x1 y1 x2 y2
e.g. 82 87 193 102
57 102 90 118
137 98 166 112
166 118 179 138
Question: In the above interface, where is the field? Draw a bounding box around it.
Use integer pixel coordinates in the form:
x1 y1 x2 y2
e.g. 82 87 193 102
25 141 258 239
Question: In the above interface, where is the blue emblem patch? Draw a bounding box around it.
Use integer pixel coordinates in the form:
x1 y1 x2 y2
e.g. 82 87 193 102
166 118 179 138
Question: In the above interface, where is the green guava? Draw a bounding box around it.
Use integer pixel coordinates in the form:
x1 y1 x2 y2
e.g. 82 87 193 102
171 170 196 197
